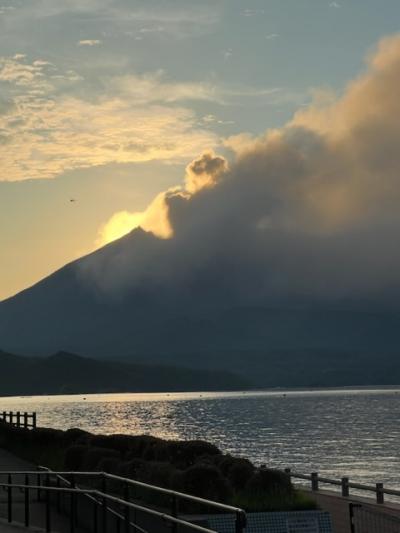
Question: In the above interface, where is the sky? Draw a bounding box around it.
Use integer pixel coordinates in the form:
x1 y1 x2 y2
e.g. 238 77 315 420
2 0 400 300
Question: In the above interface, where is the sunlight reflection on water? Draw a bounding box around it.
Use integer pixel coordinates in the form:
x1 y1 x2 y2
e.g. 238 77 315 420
1 388 400 489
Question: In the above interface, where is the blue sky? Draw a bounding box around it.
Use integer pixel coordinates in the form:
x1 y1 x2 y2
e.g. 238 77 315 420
1 0 400 299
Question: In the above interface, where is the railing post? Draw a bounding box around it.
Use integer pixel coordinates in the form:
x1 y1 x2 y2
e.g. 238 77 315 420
37 473 41 502
376 482 384 504
341 477 349 497
32 412 37 428
45 473 51 532
311 472 319 491
170 494 178 533
7 474 12 523
349 503 361 533
102 474 107 533
70 474 76 533
56 476 61 513
9 412 13 426
93 498 98 533
235 510 247 533
124 482 130 533
16 412 20 428
25 474 30 527
24 412 28 429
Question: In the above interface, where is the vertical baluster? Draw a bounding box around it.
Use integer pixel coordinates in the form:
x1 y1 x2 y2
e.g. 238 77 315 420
24 474 30 527
7 474 12 523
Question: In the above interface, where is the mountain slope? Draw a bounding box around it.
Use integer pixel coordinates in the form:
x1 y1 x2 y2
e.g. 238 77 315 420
2 228 400 387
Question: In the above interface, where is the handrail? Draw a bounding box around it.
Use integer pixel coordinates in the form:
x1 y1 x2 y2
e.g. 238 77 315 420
283 468 397 504
0 480 217 533
31 468 246 518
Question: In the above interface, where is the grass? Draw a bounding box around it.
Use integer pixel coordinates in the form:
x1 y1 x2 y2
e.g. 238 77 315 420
233 489 318 512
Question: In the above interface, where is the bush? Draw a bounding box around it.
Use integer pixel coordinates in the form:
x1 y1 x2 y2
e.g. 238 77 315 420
84 447 121 470
64 445 89 470
182 463 231 503
245 468 293 497
218 456 255 491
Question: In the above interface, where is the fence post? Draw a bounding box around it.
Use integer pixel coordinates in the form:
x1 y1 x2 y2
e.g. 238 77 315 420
70 474 76 533
124 482 130 533
102 474 107 533
235 510 247 533
349 503 359 533
376 483 384 504
45 473 51 533
341 477 349 497
25 474 30 527
311 472 319 491
170 494 178 533
24 412 28 429
16 412 20 428
7 474 12 523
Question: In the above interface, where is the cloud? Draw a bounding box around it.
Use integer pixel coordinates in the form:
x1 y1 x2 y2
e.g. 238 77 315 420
0 56 219 181
83 35 400 306
78 39 102 46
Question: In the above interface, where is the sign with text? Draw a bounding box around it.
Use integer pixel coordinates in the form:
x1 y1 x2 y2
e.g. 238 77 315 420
286 517 319 533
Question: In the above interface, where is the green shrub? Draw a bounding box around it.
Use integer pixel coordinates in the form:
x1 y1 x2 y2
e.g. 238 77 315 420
182 463 231 503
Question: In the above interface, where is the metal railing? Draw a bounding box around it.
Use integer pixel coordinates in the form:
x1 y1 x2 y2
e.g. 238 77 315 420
0 411 36 429
0 469 247 533
283 468 399 505
349 502 400 533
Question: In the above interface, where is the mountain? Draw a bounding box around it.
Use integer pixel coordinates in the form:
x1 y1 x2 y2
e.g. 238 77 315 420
0 350 249 396
2 228 400 388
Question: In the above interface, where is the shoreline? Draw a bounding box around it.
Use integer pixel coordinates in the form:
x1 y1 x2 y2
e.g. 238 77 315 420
2 384 400 402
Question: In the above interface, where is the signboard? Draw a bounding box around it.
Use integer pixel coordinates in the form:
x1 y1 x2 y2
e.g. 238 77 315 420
286 517 319 533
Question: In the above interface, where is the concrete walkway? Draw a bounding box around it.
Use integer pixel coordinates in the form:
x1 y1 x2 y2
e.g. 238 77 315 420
0 448 85 533
304 487 400 533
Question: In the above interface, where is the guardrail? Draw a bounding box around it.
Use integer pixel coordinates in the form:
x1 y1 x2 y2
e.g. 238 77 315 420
282 467 397 505
0 469 247 533
0 411 36 429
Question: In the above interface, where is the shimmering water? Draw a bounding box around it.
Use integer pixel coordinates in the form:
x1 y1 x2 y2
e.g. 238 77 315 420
1 388 400 490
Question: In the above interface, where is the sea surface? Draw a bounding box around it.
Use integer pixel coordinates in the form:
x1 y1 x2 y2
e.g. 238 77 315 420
1 388 400 492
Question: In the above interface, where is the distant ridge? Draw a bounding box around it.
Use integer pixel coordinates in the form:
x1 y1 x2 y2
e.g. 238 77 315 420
0 350 250 396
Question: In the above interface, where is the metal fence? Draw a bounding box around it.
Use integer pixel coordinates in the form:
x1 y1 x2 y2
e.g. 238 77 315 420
349 503 400 533
0 469 247 533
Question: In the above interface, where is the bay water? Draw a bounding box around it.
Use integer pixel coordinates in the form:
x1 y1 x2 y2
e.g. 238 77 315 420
1 388 399 490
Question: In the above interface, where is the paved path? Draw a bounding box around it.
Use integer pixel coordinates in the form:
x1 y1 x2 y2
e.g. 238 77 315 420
0 448 85 533
304 487 400 533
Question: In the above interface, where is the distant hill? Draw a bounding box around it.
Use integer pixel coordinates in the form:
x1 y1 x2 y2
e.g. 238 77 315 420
0 350 249 396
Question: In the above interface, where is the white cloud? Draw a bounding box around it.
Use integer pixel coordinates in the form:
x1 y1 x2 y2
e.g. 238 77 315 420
0 55 218 181
78 39 102 46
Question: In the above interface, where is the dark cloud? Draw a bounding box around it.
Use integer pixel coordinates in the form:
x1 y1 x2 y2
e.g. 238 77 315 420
80 35 400 310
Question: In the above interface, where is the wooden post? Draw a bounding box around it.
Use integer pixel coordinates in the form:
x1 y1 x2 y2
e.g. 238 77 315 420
32 412 37 429
341 477 349 497
311 472 319 491
23 413 28 429
376 483 384 504
16 412 20 428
